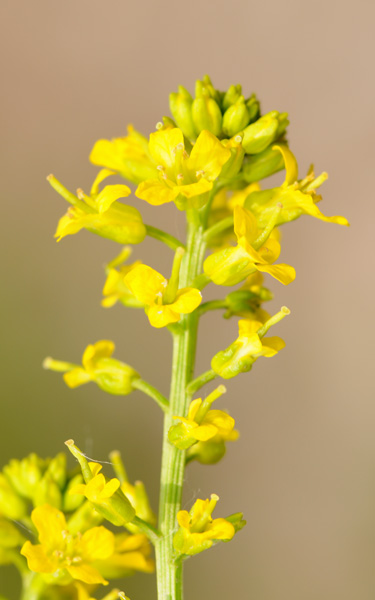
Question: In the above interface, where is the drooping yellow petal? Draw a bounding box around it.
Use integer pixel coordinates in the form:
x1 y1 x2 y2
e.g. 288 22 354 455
206 518 235 540
30 504 66 551
136 179 179 206
192 424 218 441
63 368 92 388
95 185 132 214
255 262 296 285
273 144 298 185
149 128 184 168
260 336 286 356
171 288 202 314
125 265 167 305
147 305 179 328
187 130 231 180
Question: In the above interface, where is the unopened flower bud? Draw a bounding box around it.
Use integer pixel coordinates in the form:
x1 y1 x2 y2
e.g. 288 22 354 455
222 97 250 138
242 114 279 154
242 145 285 183
32 475 62 509
169 86 196 140
192 95 222 137
222 84 242 111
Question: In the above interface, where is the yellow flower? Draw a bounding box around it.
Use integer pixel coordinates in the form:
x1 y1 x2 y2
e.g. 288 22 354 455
101 247 143 309
168 385 238 451
135 128 231 210
74 583 122 600
173 495 235 556
43 341 139 395
244 144 349 228
211 307 289 379
93 532 154 579
124 263 202 328
21 504 114 585
204 205 296 286
89 125 158 184
49 174 146 245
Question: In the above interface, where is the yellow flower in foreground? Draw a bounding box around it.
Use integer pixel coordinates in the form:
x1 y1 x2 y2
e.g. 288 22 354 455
44 341 139 395
135 128 231 210
173 495 235 556
21 504 114 585
49 174 146 245
204 205 296 286
169 385 238 451
211 307 289 379
244 144 349 228
124 263 202 328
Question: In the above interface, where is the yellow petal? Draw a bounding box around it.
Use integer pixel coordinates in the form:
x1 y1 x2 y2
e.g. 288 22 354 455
136 179 178 206
90 139 127 172
188 130 231 180
30 505 66 551
63 368 92 388
256 263 296 285
80 526 115 561
102 478 121 499
95 185 132 214
176 179 212 199
238 320 263 338
187 398 202 421
207 518 235 540
147 305 179 328
90 169 115 196
171 288 202 314
260 336 286 356
66 563 108 585
273 144 298 185
193 424 218 441
125 265 167 305
82 341 115 371
149 128 184 168
21 541 57 574
55 210 86 241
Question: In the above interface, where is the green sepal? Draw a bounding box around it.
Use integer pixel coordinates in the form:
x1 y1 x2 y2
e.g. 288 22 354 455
242 145 285 183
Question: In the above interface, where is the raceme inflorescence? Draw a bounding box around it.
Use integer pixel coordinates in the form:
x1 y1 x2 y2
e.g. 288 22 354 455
0 75 348 600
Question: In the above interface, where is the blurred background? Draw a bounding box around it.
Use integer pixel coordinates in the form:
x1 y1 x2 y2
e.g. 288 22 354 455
1 0 374 598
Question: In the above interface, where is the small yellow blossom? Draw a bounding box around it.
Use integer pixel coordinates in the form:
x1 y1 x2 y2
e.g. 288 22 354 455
135 128 231 210
21 504 114 585
211 308 289 379
173 495 235 556
124 264 202 328
90 125 158 184
94 532 154 579
204 205 296 286
43 341 139 395
244 144 349 228
49 175 146 245
102 247 143 309
168 385 238 451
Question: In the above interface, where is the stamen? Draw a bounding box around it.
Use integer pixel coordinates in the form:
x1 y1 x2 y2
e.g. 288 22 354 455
176 173 184 181
196 170 205 178
155 122 163 130
234 135 243 144
156 165 165 171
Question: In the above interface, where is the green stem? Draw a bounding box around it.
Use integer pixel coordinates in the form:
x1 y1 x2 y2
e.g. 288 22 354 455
21 572 47 600
132 515 161 544
145 225 185 251
186 369 217 396
198 299 227 315
47 174 94 213
132 378 169 413
155 211 207 600
203 215 234 243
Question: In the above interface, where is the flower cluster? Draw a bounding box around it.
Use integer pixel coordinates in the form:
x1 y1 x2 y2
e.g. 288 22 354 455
1 75 348 600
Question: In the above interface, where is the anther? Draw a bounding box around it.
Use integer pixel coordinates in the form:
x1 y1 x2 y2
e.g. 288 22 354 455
234 135 243 144
155 122 163 130
196 170 205 178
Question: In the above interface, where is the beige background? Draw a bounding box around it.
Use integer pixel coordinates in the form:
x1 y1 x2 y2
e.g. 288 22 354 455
1 0 374 598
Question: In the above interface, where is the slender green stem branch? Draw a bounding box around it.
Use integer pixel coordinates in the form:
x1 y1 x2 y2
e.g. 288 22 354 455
203 215 234 243
46 175 93 213
132 379 169 413
145 225 185 251
132 516 161 544
198 299 227 316
186 369 217 396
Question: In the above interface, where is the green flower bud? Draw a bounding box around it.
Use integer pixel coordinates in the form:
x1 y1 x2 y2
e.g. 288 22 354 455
222 97 250 138
224 289 272 319
192 95 222 137
0 475 27 520
242 114 279 154
169 85 196 140
246 93 261 123
219 136 245 180
196 75 222 104
62 473 85 512
225 512 247 533
242 145 285 183
3 454 45 499
46 453 67 490
67 500 103 535
276 111 289 137
222 84 242 111
32 474 62 509
186 439 226 464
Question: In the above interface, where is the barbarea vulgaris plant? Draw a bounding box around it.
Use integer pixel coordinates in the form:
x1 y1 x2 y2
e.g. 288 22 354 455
0 75 348 600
